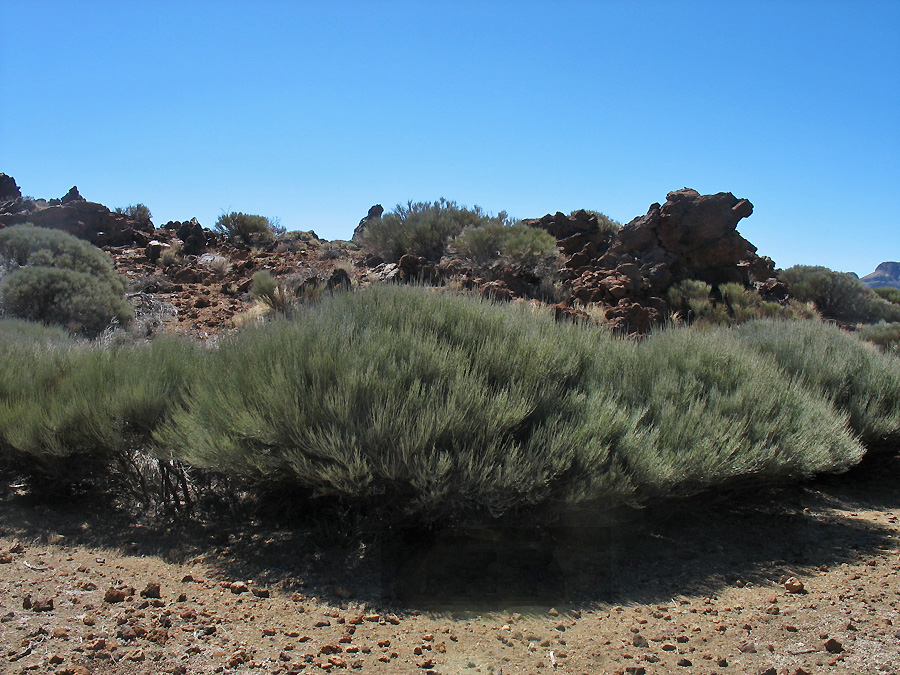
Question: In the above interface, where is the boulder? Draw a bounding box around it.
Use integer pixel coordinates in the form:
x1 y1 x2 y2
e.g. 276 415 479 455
60 186 85 204
175 218 208 255
352 204 384 243
27 199 152 246
0 173 21 202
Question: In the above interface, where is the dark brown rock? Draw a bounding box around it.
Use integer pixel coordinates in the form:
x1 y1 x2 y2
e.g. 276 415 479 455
140 582 161 599
824 637 844 653
0 173 21 201
554 188 779 332
352 204 384 243
60 186 84 204
175 218 208 255
104 587 128 603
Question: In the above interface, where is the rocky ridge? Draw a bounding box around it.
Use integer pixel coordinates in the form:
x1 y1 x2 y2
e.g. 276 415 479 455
862 262 900 290
0 174 795 336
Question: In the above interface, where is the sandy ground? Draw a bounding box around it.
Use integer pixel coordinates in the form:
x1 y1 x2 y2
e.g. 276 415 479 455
1 458 899 675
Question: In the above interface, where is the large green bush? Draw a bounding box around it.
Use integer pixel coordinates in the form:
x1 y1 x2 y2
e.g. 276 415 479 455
0 225 133 337
856 322 900 357
450 222 560 272
780 265 900 323
1 267 133 337
0 335 200 475
361 198 512 262
0 224 124 278
153 285 865 519
3 286 890 523
215 212 283 247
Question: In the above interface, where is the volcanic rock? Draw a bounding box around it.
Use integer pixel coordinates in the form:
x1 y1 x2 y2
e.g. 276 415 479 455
352 204 384 243
0 173 21 202
60 186 85 204
174 218 208 255
0 177 154 246
551 189 779 332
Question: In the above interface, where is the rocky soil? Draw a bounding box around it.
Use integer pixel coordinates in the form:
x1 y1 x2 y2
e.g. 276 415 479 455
1 457 899 675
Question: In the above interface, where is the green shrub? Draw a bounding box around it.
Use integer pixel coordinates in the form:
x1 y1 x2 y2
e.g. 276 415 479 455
361 198 512 262
215 212 283 247
667 280 818 326
114 203 152 226
857 322 900 356
153 285 864 520
450 222 560 271
0 267 134 337
875 287 900 305
608 326 863 496
159 240 183 268
0 224 123 279
733 319 900 451
249 270 295 316
780 265 900 323
1 286 884 522
0 225 133 337
0 336 200 476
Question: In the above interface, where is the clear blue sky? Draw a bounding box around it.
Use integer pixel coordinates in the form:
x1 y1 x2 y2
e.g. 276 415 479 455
1 1 897 275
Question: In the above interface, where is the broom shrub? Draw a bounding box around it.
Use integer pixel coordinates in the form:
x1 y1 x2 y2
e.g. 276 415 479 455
733 319 900 452
1 286 887 522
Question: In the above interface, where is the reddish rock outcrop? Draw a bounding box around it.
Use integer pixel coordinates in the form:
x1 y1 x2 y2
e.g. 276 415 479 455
0 177 154 246
544 189 779 332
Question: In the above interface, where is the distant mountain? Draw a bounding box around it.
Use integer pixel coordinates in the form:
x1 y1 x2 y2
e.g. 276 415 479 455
862 262 900 289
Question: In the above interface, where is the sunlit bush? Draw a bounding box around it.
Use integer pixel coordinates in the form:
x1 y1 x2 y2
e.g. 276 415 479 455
450 222 560 271
857 322 900 356
0 225 133 337
734 319 900 451
780 265 900 323
361 198 512 262
215 212 283 247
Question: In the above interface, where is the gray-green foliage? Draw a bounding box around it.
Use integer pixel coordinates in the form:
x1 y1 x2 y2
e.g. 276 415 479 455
0 335 200 474
667 280 817 325
2 286 892 522
450 223 560 272
576 210 622 235
361 198 513 262
857 322 900 356
154 286 866 519
733 319 900 451
875 287 900 305
0 318 74 345
0 225 133 337
215 212 283 247
780 265 900 323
